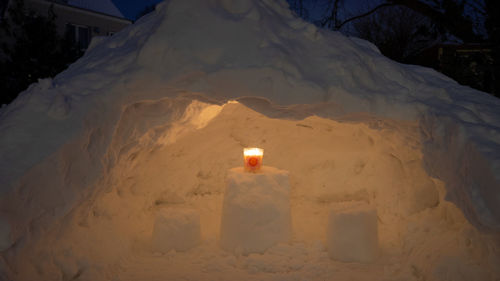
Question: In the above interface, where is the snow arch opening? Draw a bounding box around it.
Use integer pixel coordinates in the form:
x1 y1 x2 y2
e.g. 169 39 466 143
85 98 440 249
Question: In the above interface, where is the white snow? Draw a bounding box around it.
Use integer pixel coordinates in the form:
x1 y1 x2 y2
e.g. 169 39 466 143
0 0 500 280
326 203 378 263
220 167 291 254
151 208 201 253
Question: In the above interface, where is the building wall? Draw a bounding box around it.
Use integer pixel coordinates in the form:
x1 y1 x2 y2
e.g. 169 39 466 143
24 0 131 40
0 0 130 59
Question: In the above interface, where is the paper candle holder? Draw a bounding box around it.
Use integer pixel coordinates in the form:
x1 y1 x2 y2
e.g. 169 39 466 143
243 148 263 172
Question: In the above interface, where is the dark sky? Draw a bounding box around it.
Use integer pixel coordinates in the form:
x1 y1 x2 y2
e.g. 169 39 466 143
111 0 373 22
112 0 164 20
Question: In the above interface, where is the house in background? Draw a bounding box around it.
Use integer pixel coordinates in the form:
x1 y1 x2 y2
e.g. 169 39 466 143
2 0 132 50
408 44 495 96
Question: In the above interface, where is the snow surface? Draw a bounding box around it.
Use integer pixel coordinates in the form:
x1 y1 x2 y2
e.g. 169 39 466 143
67 0 124 18
0 0 500 280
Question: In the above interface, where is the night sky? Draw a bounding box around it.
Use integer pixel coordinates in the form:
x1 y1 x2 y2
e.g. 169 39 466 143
112 0 164 20
111 0 371 21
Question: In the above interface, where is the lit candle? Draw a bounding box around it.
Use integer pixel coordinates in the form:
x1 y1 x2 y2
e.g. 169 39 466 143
243 148 263 172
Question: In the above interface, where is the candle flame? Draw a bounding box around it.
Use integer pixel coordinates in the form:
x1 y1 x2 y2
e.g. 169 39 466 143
243 148 263 156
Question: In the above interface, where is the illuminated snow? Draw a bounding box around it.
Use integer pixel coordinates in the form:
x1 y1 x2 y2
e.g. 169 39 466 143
1 0 499 280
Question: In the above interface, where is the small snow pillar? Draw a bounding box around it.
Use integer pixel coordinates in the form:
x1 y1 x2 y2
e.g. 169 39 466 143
220 167 291 255
151 208 201 253
327 204 379 263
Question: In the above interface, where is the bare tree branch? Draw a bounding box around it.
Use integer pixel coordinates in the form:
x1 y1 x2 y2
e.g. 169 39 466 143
335 3 396 30
330 0 479 42
389 0 478 41
465 0 486 16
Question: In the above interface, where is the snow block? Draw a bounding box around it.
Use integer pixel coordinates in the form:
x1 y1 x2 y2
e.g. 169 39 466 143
220 167 291 255
151 208 201 253
327 204 378 263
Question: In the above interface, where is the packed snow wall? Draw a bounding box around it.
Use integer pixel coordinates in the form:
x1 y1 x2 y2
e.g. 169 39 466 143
0 0 500 279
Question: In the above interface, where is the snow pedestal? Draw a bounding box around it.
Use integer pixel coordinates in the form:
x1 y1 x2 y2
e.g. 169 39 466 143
220 167 291 255
327 204 378 263
151 208 201 253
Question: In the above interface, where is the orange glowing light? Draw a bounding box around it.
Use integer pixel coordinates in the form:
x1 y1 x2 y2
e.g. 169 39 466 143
243 148 263 172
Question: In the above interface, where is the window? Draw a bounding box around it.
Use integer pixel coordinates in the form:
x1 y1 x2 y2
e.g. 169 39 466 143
66 23 90 50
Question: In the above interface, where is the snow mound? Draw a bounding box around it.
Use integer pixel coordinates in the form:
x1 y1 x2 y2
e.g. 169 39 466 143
1 0 500 280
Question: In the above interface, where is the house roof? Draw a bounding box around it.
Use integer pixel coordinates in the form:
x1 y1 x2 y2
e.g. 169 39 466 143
67 0 124 18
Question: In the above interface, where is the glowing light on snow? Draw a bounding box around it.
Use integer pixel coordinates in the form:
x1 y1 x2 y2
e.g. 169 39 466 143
243 148 263 172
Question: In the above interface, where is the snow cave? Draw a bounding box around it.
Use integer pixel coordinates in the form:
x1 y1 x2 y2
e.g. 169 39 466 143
0 0 499 280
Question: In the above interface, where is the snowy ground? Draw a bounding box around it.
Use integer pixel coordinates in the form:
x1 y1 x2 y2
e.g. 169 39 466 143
1 0 500 280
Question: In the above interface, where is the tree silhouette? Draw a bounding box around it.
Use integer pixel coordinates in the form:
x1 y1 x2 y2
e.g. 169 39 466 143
0 0 82 105
353 5 435 63
484 0 499 95
289 0 498 96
